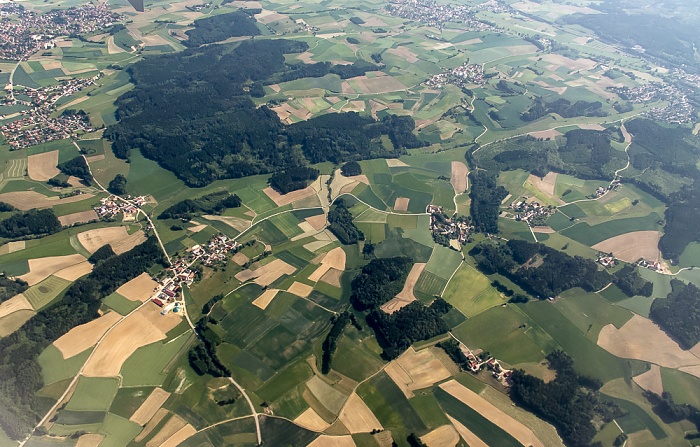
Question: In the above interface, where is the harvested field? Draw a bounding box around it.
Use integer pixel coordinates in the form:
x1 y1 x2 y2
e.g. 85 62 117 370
592 231 661 263
231 252 250 266
320 268 343 287
252 289 279 310
421 425 460 447
386 159 409 168
578 123 605 131
294 407 331 432
54 311 122 359
384 346 451 398
451 162 469 194
75 434 104 447
77 226 146 255
59 210 99 227
308 247 346 282
135 408 169 442
380 263 426 315
116 272 159 302
304 240 333 253
439 380 544 447
632 365 663 395
338 393 383 433
288 282 313 298
20 254 87 286
83 304 181 377
307 435 356 447
0 294 32 319
160 424 196 447
27 150 59 181
351 74 407 94
54 261 93 281
597 315 700 369
263 186 316 207
680 365 700 379
254 259 296 287
130 388 171 425
0 309 34 337
146 414 187 447
393 197 410 212
204 214 251 232
306 215 327 231
529 129 562 140
0 241 25 255
527 172 558 197
532 226 555 234
446 415 488 447
541 54 597 71
0 191 94 210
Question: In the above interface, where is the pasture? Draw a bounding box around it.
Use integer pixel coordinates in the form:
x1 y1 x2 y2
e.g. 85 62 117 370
442 264 505 317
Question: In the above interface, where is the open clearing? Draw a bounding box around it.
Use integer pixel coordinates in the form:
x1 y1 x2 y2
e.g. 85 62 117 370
116 272 159 302
83 304 181 377
421 425 460 447
27 150 59 181
130 388 172 425
20 254 87 286
263 186 316 206
77 226 146 255
380 263 426 314
308 247 346 282
0 191 94 210
592 231 661 262
54 261 93 281
54 311 122 359
447 415 488 447
307 435 357 447
252 289 279 310
59 210 99 226
439 380 544 447
288 282 313 298
384 347 451 398
393 197 410 212
632 364 664 396
597 315 700 368
451 162 469 194
338 392 383 433
75 434 104 447
294 407 330 431
0 294 32 318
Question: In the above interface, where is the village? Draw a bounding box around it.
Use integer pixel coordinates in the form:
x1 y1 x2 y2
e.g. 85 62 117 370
610 81 694 124
386 0 497 32
425 62 488 90
427 204 472 246
0 3 121 60
1 76 99 150
94 195 147 222
455 337 513 385
510 198 555 227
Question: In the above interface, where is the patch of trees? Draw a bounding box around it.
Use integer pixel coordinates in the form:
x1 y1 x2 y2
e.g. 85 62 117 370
346 37 360 45
158 191 242 220
0 209 62 238
269 166 319 195
469 171 508 233
644 391 700 428
328 199 363 245
0 237 164 439
321 311 352 374
183 10 260 47
87 244 116 265
471 240 610 298
650 279 700 349
367 299 452 360
350 257 413 310
407 433 428 447
612 265 653 297
202 293 224 315
189 317 231 377
521 98 606 121
341 161 362 176
437 339 470 370
559 129 616 178
57 156 91 183
0 276 28 304
659 188 700 261
105 39 424 187
349 17 365 25
107 174 127 195
0 202 15 212
509 351 624 447
48 176 70 188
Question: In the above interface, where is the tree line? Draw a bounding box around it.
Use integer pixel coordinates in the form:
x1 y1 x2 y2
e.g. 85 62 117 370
650 279 700 349
158 191 242 220
327 199 364 245
0 209 62 239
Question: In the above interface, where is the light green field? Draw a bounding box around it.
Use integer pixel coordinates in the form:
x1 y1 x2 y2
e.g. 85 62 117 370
98 413 142 447
442 264 505 317
552 289 633 341
120 332 194 387
65 377 119 411
38 344 91 386
424 245 463 281
23 276 72 310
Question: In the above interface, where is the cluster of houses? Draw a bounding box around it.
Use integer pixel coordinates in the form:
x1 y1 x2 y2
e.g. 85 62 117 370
596 252 617 268
1 76 99 150
190 234 240 267
426 62 487 90
427 204 472 245
511 198 554 227
94 196 146 221
386 0 496 32
611 82 694 124
458 340 513 385
0 3 121 60
637 258 661 272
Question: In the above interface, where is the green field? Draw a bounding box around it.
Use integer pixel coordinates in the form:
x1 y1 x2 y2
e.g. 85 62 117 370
23 276 72 310
38 344 91 386
120 332 193 387
561 213 663 246
442 264 505 317
65 377 119 411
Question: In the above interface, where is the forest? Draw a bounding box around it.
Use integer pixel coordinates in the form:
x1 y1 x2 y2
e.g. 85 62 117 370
510 351 623 447
650 279 700 349
189 317 231 377
612 265 653 297
327 199 364 245
468 171 508 233
107 174 127 195
0 209 62 239
105 39 424 187
268 166 319 194
350 257 413 310
0 276 28 304
183 10 260 47
57 156 91 184
659 187 700 261
158 191 242 220
471 240 610 298
0 237 164 439
521 98 606 121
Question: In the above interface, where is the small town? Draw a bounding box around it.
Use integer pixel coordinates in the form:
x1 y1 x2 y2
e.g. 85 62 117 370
0 3 121 60
510 198 554 227
427 204 472 245
425 62 487 90
385 0 496 32
610 82 694 124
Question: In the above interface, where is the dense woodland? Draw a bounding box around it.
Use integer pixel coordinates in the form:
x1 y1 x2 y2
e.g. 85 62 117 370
87 244 116 265
468 171 508 233
0 209 62 239
57 156 91 184
105 39 424 187
612 265 653 297
350 257 413 310
650 279 700 349
0 238 164 439
0 276 28 304
660 188 700 261
321 312 351 374
510 351 623 447
189 317 231 377
521 98 606 121
471 240 610 298
341 161 362 177
268 166 318 194
158 191 242 220
107 174 127 195
644 391 700 428
327 199 364 245
183 10 260 47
